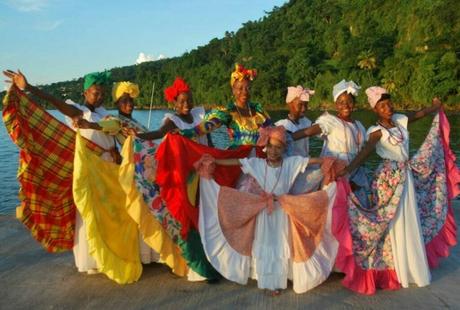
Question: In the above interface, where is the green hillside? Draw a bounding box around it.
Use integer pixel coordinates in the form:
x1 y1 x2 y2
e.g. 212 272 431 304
3 0 460 110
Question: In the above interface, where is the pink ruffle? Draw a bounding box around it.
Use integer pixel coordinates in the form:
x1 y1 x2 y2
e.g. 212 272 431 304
332 178 401 295
425 109 458 268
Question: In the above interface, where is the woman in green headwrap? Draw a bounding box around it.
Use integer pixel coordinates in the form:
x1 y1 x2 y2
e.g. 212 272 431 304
4 69 116 274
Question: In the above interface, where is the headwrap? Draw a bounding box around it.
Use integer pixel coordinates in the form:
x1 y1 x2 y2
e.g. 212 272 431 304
230 64 257 87
256 126 287 147
332 79 361 102
112 81 140 102
286 85 315 103
365 86 389 108
83 71 112 91
164 77 190 103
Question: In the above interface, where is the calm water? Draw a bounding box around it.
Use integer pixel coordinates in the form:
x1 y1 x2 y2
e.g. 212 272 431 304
1 109 459 215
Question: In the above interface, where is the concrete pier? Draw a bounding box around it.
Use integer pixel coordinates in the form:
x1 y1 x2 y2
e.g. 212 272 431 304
1 203 459 309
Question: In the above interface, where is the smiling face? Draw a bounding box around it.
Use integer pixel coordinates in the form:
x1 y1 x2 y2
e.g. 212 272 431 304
288 97 307 120
335 92 355 119
174 91 193 116
374 98 394 121
117 93 134 116
266 138 285 163
84 85 105 107
232 79 251 107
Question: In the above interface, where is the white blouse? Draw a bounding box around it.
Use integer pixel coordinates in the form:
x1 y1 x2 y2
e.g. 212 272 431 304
366 114 410 162
64 101 115 152
275 117 311 157
162 106 208 145
239 156 310 196
314 112 366 163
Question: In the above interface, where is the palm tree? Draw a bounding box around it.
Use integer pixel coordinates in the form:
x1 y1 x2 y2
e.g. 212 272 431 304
358 50 377 81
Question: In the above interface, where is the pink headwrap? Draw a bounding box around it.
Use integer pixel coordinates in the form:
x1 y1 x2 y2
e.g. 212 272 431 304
286 85 315 103
256 126 287 147
365 86 389 108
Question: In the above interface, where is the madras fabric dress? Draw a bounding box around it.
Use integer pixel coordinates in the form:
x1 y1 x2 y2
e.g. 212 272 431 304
2 86 104 252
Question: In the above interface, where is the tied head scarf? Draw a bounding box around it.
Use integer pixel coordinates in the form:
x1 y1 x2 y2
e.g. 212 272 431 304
257 126 287 147
332 79 360 102
112 81 140 102
164 77 190 102
230 63 257 87
286 85 315 103
83 71 112 91
365 86 389 108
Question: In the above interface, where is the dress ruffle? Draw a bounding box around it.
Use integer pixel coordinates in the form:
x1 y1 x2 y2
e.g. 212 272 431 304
332 179 401 295
199 178 338 293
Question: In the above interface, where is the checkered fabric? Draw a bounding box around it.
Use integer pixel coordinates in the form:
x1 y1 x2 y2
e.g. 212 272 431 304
2 86 104 252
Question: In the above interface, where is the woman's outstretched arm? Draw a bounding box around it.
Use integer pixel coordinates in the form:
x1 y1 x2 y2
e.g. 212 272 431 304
338 130 382 176
290 124 322 140
3 70 82 118
407 97 442 123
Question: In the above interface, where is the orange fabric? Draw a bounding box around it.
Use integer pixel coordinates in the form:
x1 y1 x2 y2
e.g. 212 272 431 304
280 191 329 262
321 157 347 186
217 186 267 256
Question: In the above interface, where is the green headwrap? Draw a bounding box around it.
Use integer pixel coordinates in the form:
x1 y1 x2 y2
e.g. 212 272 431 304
83 71 112 91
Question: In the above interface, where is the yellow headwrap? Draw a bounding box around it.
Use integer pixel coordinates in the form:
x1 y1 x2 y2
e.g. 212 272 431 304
112 81 140 102
230 64 257 87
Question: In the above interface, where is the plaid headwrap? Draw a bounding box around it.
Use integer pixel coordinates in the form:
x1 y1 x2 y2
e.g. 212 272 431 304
2 86 104 252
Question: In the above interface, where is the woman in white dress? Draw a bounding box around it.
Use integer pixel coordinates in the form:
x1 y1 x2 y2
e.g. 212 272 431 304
337 86 443 294
275 85 315 157
289 80 369 204
129 77 210 146
4 69 115 274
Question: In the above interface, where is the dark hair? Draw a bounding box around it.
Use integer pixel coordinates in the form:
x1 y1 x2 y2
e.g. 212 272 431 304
377 93 391 103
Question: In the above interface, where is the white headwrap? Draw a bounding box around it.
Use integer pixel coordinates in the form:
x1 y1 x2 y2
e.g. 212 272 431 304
332 80 361 102
286 85 315 103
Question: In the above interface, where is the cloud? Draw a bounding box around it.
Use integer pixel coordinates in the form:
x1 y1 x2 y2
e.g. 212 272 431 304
35 19 63 31
136 52 168 64
5 0 49 12
136 52 154 64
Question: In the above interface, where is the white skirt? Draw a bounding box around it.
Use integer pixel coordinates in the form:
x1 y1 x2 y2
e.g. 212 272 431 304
388 169 431 287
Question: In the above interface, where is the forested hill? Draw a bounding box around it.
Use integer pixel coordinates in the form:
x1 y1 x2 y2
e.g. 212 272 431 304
3 0 460 110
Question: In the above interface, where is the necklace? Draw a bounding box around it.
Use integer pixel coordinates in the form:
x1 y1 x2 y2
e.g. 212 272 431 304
263 159 283 194
234 102 257 131
235 102 253 118
377 121 405 145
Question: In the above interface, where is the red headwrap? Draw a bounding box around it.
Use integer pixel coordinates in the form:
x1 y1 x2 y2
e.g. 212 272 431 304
164 77 190 102
256 126 287 147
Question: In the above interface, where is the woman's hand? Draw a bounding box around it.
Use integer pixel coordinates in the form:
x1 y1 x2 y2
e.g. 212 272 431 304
336 166 348 178
121 127 138 137
75 118 92 129
3 69 28 91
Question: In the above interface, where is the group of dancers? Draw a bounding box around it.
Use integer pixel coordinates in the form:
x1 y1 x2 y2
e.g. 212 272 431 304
2 63 459 295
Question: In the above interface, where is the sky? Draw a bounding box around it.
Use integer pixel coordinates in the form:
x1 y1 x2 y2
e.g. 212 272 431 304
0 0 287 90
